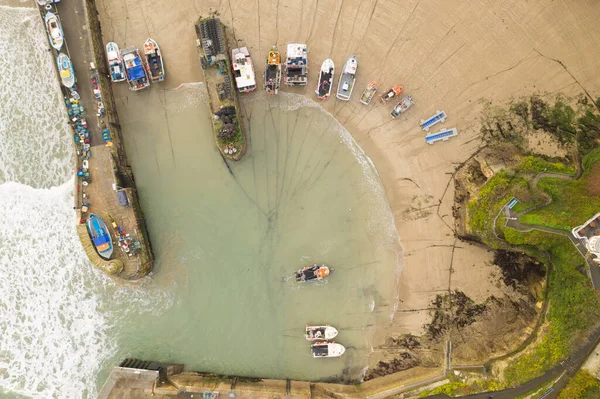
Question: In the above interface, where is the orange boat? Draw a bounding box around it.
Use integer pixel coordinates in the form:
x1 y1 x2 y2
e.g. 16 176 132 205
379 85 403 103
264 46 282 94
295 264 331 282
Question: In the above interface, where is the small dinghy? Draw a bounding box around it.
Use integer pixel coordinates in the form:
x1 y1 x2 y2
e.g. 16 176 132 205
311 341 346 358
315 59 334 100
57 53 75 88
359 81 378 105
391 96 414 118
379 85 403 103
86 213 113 260
44 11 64 51
106 42 126 82
306 325 338 341
143 38 166 82
295 264 330 282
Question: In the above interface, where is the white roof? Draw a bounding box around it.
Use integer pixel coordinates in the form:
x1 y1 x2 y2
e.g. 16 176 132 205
107 50 119 61
287 43 307 58
232 48 256 88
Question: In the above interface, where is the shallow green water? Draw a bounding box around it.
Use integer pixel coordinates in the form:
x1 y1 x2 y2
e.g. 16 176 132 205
110 85 402 382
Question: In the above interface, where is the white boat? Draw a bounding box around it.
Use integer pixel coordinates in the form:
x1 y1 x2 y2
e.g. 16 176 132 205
106 42 126 82
285 43 308 86
231 47 256 92
44 11 63 51
311 341 346 358
57 53 75 88
336 55 358 101
144 38 166 82
391 96 415 118
315 59 334 100
306 325 338 341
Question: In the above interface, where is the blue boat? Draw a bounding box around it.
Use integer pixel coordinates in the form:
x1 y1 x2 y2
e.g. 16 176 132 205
420 110 447 131
57 53 76 88
121 46 150 91
86 214 113 259
425 127 458 145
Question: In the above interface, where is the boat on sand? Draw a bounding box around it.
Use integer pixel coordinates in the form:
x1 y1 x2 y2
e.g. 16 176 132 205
315 59 334 100
106 42 125 83
44 11 64 51
264 46 282 95
295 264 330 282
360 81 378 105
391 96 414 118
336 55 358 101
122 46 150 91
306 325 338 341
379 85 403 103
232 47 256 92
143 38 165 82
311 341 346 358
57 53 75 88
86 213 113 260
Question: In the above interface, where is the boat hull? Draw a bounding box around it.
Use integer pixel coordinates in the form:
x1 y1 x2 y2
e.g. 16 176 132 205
311 342 346 358
144 38 166 82
122 47 150 91
336 56 358 101
86 214 113 260
306 325 338 341
316 59 334 100
264 47 282 95
360 81 378 105
57 53 75 88
44 11 63 51
296 264 330 282
232 47 256 92
106 42 126 83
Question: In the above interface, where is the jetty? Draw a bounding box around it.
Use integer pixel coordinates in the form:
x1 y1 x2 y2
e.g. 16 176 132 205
195 17 247 160
40 0 154 279
425 127 458 145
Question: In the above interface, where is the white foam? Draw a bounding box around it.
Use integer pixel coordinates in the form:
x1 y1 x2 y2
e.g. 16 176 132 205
0 6 72 188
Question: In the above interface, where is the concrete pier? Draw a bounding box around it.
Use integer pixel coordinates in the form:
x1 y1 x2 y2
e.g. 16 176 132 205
43 0 154 279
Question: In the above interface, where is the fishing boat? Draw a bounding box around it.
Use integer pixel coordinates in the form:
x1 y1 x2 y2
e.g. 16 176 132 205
86 213 113 260
391 96 415 118
315 59 334 100
106 42 125 82
231 47 256 92
379 85 403 104
44 11 63 51
285 43 308 86
57 53 75 88
121 46 150 91
306 325 338 341
264 46 282 95
295 264 330 282
311 341 346 358
336 55 358 101
143 38 165 82
359 81 378 105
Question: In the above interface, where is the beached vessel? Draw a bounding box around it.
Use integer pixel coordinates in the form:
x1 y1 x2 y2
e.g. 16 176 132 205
231 47 256 92
86 213 113 260
311 341 346 358
315 59 334 100
56 53 75 88
379 85 403 104
285 43 308 86
264 46 282 95
106 42 126 83
360 81 378 105
121 47 150 91
391 96 414 118
195 17 247 160
336 55 358 101
295 264 330 282
306 325 338 341
143 38 165 82
44 11 63 51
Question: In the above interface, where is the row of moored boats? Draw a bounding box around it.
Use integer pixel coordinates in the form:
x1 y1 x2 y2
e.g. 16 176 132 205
105 39 165 90
227 43 414 119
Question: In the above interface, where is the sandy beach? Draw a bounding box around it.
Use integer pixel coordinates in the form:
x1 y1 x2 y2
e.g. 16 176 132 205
94 0 600 374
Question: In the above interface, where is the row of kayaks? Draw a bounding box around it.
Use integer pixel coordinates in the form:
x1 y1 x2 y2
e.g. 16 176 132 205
105 39 166 91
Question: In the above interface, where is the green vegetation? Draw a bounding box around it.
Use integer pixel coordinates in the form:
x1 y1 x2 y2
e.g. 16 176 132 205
558 370 600 399
516 156 577 175
502 232 600 385
417 378 505 398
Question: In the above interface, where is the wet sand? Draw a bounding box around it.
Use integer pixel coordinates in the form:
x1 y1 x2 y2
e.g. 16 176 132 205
95 0 600 373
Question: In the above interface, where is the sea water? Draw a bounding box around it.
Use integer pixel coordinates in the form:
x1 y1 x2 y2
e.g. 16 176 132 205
0 5 402 397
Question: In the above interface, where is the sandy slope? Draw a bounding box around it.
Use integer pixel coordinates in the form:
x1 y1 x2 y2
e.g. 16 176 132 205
95 0 600 370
